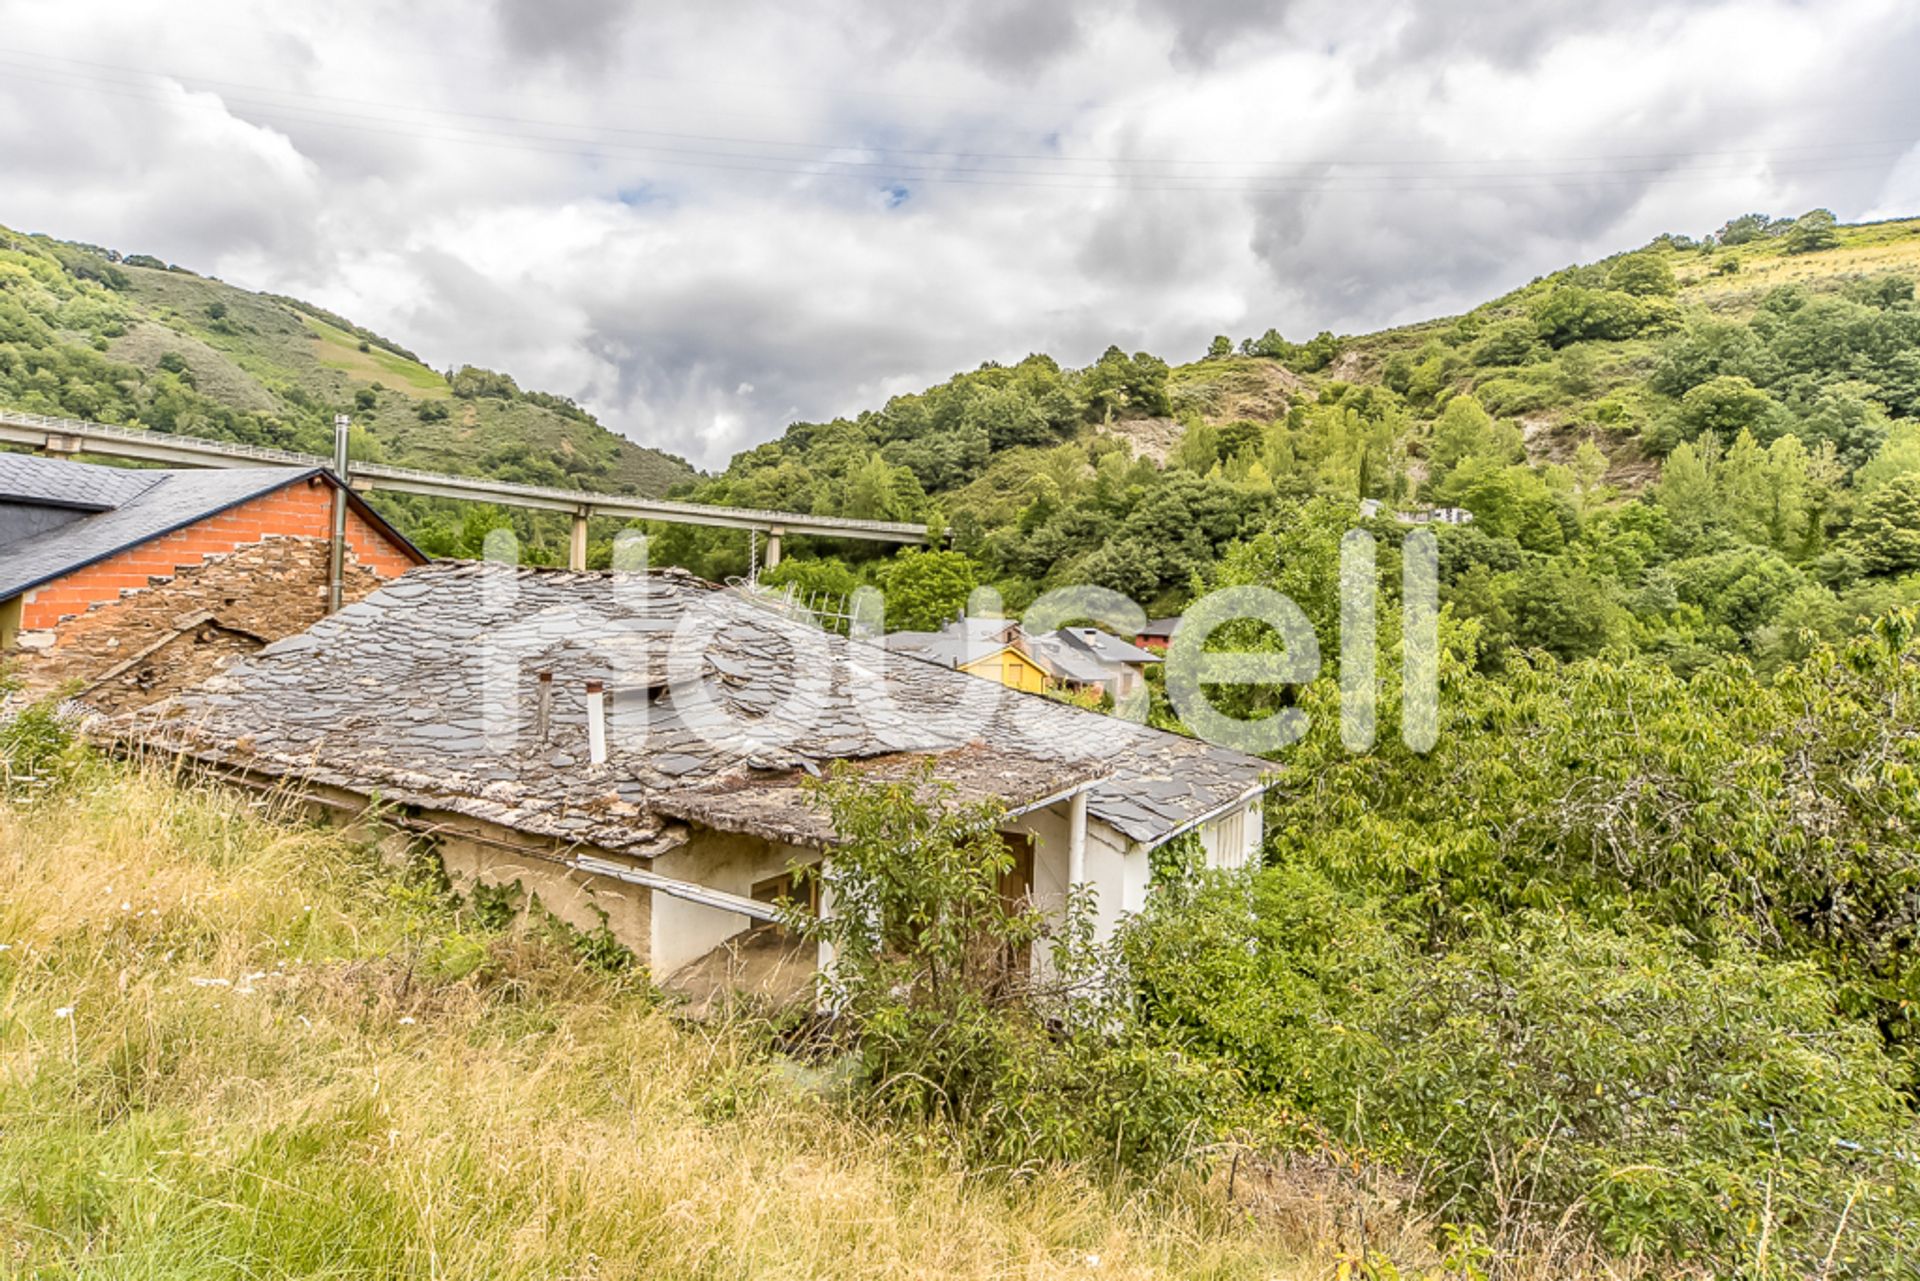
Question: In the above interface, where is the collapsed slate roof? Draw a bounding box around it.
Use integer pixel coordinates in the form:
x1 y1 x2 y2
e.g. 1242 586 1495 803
0 455 424 601
123 562 1273 857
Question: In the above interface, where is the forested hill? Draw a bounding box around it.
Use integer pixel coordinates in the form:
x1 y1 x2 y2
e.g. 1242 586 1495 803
0 226 694 498
666 210 1920 672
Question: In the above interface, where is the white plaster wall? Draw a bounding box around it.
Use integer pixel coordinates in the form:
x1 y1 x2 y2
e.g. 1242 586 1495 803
1085 817 1139 942
1009 805 1071 916
1014 804 1133 943
437 835 653 963
648 832 816 977
1197 801 1264 872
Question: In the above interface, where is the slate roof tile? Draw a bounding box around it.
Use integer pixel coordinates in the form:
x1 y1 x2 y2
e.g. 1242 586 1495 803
0 453 412 603
120 562 1273 856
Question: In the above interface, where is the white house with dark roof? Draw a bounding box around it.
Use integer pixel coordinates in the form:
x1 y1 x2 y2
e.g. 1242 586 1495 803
123 562 1271 1005
1026 626 1161 700
886 615 1162 702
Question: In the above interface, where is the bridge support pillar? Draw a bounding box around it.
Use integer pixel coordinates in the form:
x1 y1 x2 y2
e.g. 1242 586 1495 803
765 525 784 570
569 510 590 571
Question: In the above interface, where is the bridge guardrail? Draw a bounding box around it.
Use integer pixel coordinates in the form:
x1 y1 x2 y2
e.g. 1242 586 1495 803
0 408 928 541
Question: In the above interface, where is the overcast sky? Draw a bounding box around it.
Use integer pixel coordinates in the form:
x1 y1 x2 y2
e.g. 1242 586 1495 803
3 1 1918 469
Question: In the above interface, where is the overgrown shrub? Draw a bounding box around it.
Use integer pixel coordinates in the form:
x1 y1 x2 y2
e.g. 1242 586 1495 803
0 679 84 798
1267 613 1920 1055
1127 875 1920 1272
790 762 1236 1173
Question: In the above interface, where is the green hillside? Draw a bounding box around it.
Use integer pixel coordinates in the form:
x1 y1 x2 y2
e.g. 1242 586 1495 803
0 226 695 503
660 210 1920 677
630 218 1920 1274
7 209 1920 1276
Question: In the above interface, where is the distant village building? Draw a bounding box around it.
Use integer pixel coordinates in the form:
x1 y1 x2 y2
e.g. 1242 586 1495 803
886 615 1160 701
1358 496 1474 526
1134 618 1182 653
882 616 1051 693
1399 505 1475 526
0 454 422 708
1024 626 1159 700
123 563 1272 1006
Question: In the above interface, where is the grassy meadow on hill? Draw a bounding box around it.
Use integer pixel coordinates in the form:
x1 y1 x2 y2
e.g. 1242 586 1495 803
1 762 1468 1281
0 225 694 548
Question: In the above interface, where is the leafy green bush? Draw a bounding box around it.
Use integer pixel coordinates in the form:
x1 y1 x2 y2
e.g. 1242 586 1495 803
1532 286 1677 347
790 763 1236 1173
877 549 979 631
760 556 861 601
1468 319 1544 367
1127 873 1919 1272
448 364 520 400
1351 918 1915 1268
1849 473 1920 575
1268 614 1920 1057
1472 372 1560 416
0 681 84 798
1606 251 1677 297
1785 208 1843 255
1125 865 1408 1102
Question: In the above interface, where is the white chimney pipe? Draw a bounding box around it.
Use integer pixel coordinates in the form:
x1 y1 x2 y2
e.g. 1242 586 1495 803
585 680 607 765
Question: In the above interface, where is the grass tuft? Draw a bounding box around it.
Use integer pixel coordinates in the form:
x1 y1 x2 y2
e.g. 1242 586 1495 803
2 767 1336 1279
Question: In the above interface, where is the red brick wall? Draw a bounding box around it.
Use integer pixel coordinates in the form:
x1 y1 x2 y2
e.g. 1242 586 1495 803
15 537 392 708
19 477 417 630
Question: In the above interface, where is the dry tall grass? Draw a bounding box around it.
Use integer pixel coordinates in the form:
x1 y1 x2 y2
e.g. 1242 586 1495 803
2 767 1349 1279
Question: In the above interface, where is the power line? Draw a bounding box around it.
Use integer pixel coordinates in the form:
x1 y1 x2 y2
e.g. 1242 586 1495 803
0 50 1910 196
2 44 1913 173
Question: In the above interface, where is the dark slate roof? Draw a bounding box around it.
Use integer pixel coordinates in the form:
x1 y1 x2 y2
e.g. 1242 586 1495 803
1055 627 1160 666
1024 632 1114 685
122 562 1272 857
1138 617 1182 638
882 629 1022 670
0 452 166 511
0 458 424 601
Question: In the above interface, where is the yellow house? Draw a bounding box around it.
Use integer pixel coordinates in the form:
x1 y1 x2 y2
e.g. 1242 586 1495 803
884 617 1053 694
886 616 1158 702
957 642 1050 693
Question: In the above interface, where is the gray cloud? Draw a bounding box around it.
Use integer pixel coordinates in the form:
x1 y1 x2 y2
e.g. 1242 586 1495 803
954 0 1089 81
1134 0 1299 69
492 0 636 69
1384 0 1705 71
0 0 1916 470
847 0 1299 79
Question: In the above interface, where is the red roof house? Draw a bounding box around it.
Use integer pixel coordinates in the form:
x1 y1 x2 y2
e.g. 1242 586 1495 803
0 453 424 707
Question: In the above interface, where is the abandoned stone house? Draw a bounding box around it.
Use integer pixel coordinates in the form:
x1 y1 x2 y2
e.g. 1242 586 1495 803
125 560 1272 1003
0 453 423 709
